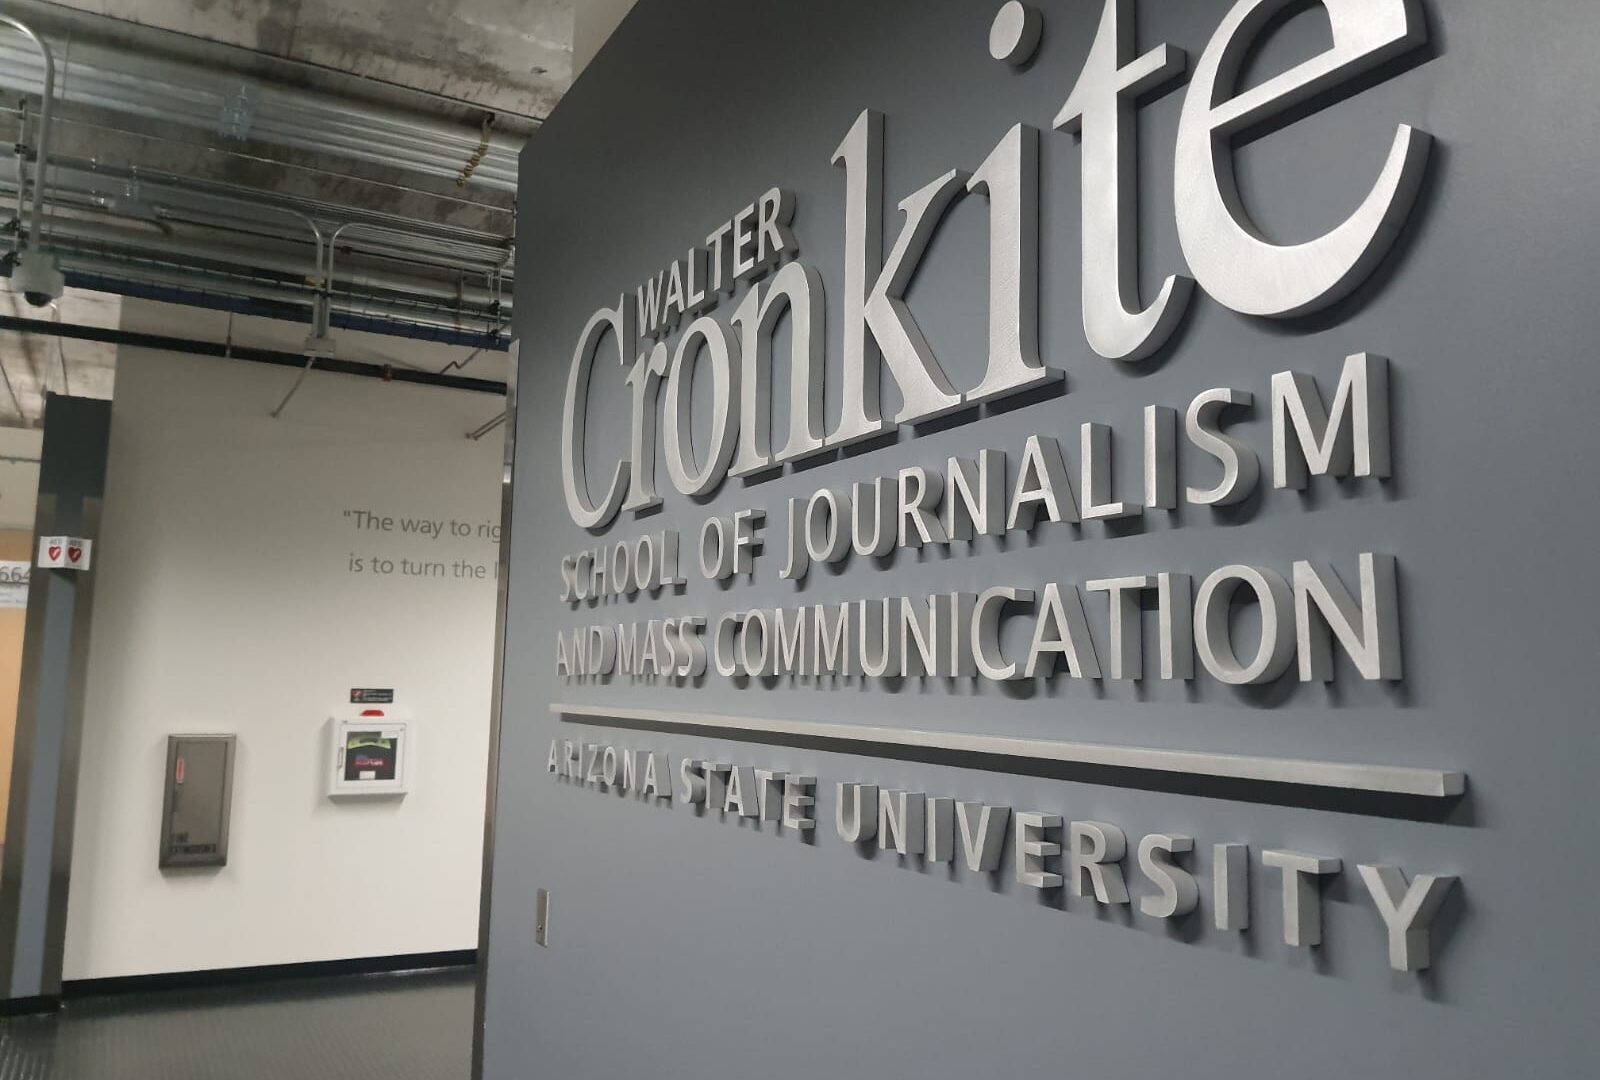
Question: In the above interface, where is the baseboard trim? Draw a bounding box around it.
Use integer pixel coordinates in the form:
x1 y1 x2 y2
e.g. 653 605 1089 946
60 949 476 999
0 994 61 1016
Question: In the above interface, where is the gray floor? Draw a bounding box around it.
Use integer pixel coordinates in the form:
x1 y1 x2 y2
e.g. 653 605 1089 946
0 968 474 1080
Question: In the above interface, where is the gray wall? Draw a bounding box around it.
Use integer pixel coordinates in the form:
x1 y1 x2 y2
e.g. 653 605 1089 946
0 395 111 1000
486 1 1600 1075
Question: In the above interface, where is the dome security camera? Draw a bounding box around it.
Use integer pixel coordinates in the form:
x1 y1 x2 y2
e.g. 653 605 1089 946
10 251 64 306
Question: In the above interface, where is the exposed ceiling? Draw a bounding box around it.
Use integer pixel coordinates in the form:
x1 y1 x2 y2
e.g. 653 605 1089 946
45 0 577 121
0 0 584 398
0 286 118 427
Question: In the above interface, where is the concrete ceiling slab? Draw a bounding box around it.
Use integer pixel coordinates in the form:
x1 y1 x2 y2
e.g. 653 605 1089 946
45 0 575 120
0 287 119 428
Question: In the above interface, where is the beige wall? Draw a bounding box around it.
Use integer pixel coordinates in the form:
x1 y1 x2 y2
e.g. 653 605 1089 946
0 529 31 835
573 0 638 76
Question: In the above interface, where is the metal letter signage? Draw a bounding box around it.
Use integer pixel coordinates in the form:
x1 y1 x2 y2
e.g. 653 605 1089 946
543 0 1466 979
558 0 1433 523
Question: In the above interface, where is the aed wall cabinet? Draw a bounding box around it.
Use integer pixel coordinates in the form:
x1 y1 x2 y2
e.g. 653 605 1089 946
327 709 412 798
159 734 236 869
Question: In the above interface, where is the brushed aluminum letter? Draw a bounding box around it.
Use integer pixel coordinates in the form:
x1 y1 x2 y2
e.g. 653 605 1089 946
1070 820 1130 904
1086 575 1150 679
945 592 977 677
1271 353 1391 489
1185 388 1259 506
712 613 744 677
561 298 633 529
878 790 927 855
782 775 817 832
1215 843 1250 930
957 803 1011 872
1008 434 1080 529
831 110 887 446
642 752 673 800
989 2 1043 65
1357 864 1458 971
1081 422 1141 520
1138 834 1199 918
772 607 807 675
926 797 955 863
812 602 851 677
724 765 758 818
1055 0 1193 361
1144 404 1177 509
1293 553 1402 681
1016 812 1063 889
851 478 897 557
862 169 969 423
1025 583 1102 679
1174 0 1431 317
679 758 707 805
859 598 900 678
1195 565 1295 684
623 342 669 513
974 586 1033 681
740 609 774 677
945 451 1005 541
663 316 741 497
805 488 852 566
732 261 828 472
780 499 809 582
702 763 732 812
967 124 1062 402
899 596 940 678
1157 572 1195 680
836 782 879 842
1263 849 1342 947
897 467 948 548
754 769 787 821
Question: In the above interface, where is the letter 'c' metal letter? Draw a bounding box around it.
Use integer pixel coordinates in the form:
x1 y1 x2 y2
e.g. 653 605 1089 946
562 298 634 529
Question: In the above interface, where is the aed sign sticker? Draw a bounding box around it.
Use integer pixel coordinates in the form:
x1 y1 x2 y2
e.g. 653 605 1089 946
37 536 91 571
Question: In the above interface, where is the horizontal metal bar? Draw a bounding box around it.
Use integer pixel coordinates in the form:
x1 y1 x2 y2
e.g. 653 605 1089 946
552 703 1466 800
0 314 508 394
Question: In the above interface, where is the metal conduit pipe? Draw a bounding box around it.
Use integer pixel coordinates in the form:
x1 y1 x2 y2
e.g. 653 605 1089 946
0 37 531 168
12 214 509 309
0 100 517 198
1 149 514 259
2 109 520 232
0 40 528 166
0 37 524 193
0 16 53 251
0 166 515 294
0 175 515 319
48 250 506 335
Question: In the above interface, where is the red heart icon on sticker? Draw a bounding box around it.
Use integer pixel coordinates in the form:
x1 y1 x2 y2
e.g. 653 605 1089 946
68 547 81 562
48 545 60 560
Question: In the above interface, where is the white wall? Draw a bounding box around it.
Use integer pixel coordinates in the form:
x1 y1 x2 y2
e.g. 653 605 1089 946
0 427 42 531
63 313 505 979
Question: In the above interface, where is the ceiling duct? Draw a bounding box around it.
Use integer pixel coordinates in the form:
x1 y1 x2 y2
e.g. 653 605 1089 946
0 33 522 193
0 13 63 306
0 1 524 348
